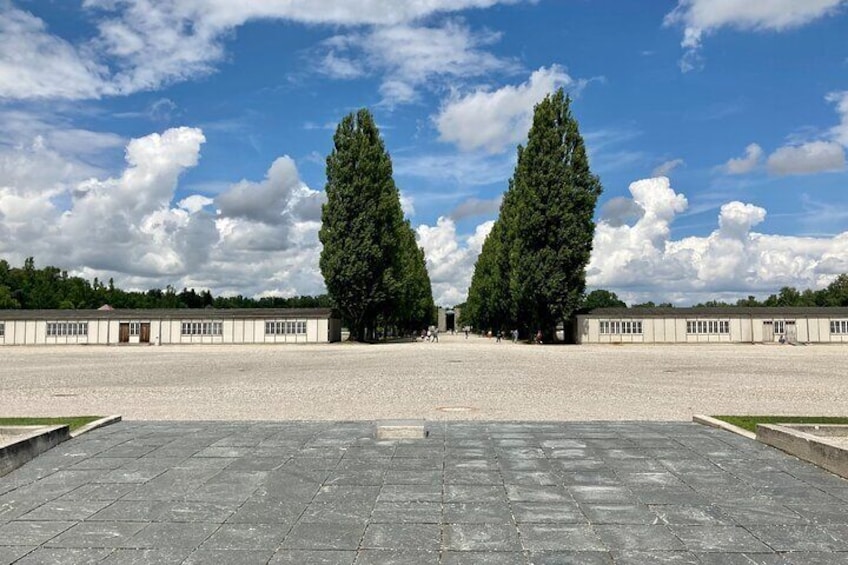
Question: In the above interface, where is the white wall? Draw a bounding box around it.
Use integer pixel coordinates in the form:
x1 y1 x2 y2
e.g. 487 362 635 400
577 315 848 344
0 315 337 345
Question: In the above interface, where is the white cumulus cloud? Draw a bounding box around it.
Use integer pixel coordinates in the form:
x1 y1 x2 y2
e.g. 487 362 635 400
435 66 576 153
722 143 763 174
0 5 107 99
652 158 684 177
319 21 516 106
766 140 846 176
0 124 328 297
664 0 847 71
0 1 528 101
416 217 493 305
827 90 848 147
588 176 848 304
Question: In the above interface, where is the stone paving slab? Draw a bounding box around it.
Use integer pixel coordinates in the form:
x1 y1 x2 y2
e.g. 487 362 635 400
0 421 847 564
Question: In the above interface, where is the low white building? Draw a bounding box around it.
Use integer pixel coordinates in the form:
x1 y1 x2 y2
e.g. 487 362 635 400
576 307 848 344
0 308 341 346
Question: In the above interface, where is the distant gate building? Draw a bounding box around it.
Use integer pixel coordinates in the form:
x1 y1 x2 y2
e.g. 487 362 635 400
437 307 461 333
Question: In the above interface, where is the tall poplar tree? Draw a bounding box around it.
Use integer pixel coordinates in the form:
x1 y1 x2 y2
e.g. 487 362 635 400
320 109 434 340
394 221 436 332
510 89 602 341
465 217 511 333
320 109 405 341
466 88 602 341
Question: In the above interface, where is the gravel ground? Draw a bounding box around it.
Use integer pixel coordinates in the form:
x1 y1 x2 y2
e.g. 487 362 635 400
1 334 845 421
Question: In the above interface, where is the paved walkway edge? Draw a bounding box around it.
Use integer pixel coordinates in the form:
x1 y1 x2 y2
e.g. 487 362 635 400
692 414 756 439
758 423 848 479
1 415 121 478
0 424 69 477
69 414 122 439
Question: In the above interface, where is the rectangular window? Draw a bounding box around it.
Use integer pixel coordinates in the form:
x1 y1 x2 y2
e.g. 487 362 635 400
598 320 642 335
181 321 222 336
265 320 307 335
0 322 4 337
832 320 848 335
129 322 140 336
687 320 730 335
774 320 785 335
46 322 87 336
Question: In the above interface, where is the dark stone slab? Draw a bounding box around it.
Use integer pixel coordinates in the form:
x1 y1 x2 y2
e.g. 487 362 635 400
526 551 612 564
12 547 113 565
517 524 605 551
199 523 285 550
443 523 522 551
611 551 700 564
99 548 192 564
361 523 441 550
182 550 274 565
511 502 585 524
669 525 773 553
593 525 685 551
281 522 366 551
44 521 147 549
0 521 76 546
580 504 660 525
370 501 441 524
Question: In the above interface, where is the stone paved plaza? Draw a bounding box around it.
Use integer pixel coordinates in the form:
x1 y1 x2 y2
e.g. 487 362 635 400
2 420 848 564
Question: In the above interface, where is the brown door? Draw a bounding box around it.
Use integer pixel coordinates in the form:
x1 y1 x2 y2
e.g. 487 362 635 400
119 323 130 343
140 323 150 343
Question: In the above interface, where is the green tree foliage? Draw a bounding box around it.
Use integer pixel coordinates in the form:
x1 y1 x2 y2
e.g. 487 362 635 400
319 109 433 340
394 221 436 332
581 289 626 310
466 89 602 340
0 257 332 310
464 218 512 333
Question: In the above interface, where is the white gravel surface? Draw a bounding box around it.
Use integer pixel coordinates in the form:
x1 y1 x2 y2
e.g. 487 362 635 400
1 334 846 421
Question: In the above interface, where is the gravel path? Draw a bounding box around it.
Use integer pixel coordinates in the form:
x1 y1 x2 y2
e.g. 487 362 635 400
1 335 845 421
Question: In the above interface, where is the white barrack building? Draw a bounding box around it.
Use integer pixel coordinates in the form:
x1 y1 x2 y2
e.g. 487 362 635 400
0 308 341 346
576 307 848 344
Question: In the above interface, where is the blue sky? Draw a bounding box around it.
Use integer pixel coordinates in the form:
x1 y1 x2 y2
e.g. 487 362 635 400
0 0 846 306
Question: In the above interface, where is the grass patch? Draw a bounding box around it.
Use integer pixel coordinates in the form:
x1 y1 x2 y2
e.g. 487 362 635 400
0 416 102 432
713 415 848 434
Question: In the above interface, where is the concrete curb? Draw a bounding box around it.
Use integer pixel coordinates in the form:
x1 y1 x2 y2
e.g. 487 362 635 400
692 414 756 440
0 425 69 477
757 424 848 480
0 415 121 478
70 415 122 439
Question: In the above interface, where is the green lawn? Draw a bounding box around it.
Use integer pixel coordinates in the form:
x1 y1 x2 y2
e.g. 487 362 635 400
0 416 102 432
714 415 848 433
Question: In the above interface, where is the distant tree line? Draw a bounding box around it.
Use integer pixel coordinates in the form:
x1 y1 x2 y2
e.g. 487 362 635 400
455 275 848 332
580 275 848 310
0 257 332 310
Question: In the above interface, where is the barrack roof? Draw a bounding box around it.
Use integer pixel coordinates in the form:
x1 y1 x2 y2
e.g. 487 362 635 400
0 308 335 321
583 307 848 318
